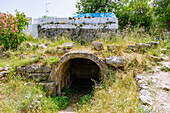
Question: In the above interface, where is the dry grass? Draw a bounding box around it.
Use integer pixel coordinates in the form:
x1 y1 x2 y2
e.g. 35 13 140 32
78 70 140 113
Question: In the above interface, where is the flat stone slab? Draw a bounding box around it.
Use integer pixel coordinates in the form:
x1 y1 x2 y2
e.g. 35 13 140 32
162 62 170 70
25 64 51 73
39 44 47 49
136 43 151 49
105 56 125 67
148 41 159 47
136 75 144 81
28 73 49 81
139 95 153 106
57 42 75 49
139 89 151 96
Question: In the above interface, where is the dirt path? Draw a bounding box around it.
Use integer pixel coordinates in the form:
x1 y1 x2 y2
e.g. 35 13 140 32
58 93 82 113
59 78 93 113
142 61 170 113
58 103 76 113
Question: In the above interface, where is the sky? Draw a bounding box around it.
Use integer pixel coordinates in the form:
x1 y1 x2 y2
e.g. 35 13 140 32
0 0 78 18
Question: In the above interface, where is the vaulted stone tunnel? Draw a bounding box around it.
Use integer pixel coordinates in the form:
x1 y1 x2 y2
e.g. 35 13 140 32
50 51 107 96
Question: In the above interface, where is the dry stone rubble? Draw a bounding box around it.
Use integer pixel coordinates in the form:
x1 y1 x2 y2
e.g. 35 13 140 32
0 67 9 82
92 41 104 51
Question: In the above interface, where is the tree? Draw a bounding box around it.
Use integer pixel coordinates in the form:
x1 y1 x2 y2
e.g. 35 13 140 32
76 0 153 29
76 0 114 13
152 0 170 30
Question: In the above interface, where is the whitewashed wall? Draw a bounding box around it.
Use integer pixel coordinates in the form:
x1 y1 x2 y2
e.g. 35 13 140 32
25 16 118 38
34 17 118 25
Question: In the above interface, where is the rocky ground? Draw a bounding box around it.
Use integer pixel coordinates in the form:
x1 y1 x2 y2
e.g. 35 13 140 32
136 55 170 113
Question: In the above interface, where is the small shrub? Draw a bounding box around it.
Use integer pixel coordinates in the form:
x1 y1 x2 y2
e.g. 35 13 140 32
45 48 57 54
78 94 93 106
61 86 72 95
52 96 70 110
20 59 32 67
49 21 54 24
60 21 66 24
49 57 59 65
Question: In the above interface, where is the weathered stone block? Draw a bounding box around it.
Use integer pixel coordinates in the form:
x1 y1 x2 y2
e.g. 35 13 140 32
107 45 120 51
57 42 75 49
25 64 40 72
148 41 159 47
128 45 138 51
28 73 49 81
162 62 170 71
160 48 167 53
16 67 26 75
161 85 169 91
38 44 47 49
136 43 151 49
138 84 149 90
135 75 144 81
39 82 56 91
139 95 153 106
150 55 162 62
92 41 103 51
0 71 8 75
105 56 125 67
139 89 151 96
43 67 51 73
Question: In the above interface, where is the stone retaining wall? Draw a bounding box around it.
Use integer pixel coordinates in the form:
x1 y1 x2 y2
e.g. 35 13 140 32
17 64 51 81
38 27 115 41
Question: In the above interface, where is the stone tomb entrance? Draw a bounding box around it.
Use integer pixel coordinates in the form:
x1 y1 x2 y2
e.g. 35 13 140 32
51 51 107 96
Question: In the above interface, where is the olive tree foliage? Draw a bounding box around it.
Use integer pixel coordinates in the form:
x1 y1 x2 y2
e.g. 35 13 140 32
76 0 153 29
152 0 170 30
76 0 114 13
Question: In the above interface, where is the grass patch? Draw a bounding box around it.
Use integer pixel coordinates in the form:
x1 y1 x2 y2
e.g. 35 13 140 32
77 70 150 113
0 75 69 112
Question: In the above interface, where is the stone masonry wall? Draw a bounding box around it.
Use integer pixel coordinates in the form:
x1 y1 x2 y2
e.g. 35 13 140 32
16 64 56 96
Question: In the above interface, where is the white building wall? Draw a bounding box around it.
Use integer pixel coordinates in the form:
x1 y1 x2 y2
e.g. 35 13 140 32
26 16 118 38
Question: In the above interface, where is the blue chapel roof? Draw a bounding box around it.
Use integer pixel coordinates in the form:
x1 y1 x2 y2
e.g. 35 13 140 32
73 13 116 18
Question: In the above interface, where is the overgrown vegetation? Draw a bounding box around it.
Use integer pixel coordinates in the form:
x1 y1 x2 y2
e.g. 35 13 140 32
0 75 69 112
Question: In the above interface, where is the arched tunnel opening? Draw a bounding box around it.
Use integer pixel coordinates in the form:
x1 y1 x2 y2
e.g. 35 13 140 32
57 58 101 102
